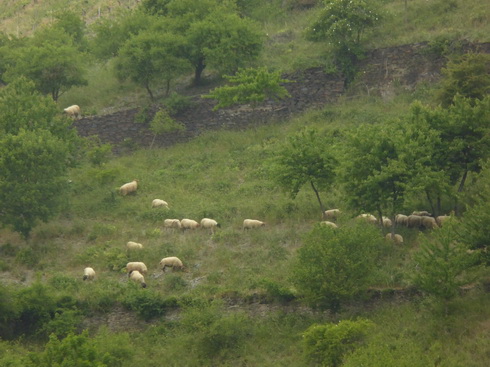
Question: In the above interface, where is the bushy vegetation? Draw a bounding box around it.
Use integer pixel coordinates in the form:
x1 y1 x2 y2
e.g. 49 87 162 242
0 0 489 366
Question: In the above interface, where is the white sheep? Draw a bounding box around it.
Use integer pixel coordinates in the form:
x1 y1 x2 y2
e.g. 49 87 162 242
243 219 265 230
421 216 438 230
63 104 81 119
152 199 169 208
164 219 181 229
324 209 341 221
436 215 451 227
382 216 393 228
407 214 423 228
320 221 338 229
200 218 220 234
385 233 404 245
356 213 377 224
119 179 139 196
159 256 185 272
412 210 431 217
127 241 143 250
126 261 147 275
395 214 408 227
181 218 200 230
129 270 147 288
83 267 95 281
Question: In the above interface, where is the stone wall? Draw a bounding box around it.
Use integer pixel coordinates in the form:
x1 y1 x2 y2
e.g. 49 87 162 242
72 42 490 153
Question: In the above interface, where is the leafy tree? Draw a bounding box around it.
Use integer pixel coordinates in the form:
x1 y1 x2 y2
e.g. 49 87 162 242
155 0 264 85
203 67 290 110
305 0 381 83
268 128 336 217
291 222 386 310
0 79 78 238
114 30 190 100
149 108 186 148
412 222 480 307
437 52 490 107
4 27 87 101
303 319 374 367
52 10 89 52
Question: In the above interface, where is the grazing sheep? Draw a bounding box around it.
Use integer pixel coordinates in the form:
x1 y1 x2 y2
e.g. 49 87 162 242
159 256 185 272
356 213 377 224
200 218 220 234
126 262 147 275
421 216 438 230
83 267 95 281
243 219 265 230
412 210 431 217
164 219 181 229
436 215 451 227
181 218 200 230
152 199 169 208
119 179 139 196
127 241 143 250
395 214 408 227
324 209 341 221
385 233 404 245
382 216 393 228
63 104 81 119
129 270 147 288
320 221 338 229
407 214 423 228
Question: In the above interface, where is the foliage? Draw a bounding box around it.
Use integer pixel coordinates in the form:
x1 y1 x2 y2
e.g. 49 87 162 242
305 0 381 83
84 136 113 167
204 67 290 110
302 318 374 367
164 92 193 114
3 26 87 101
121 284 169 320
27 330 133 367
267 128 336 216
411 222 480 302
437 52 490 107
150 109 186 135
291 222 387 310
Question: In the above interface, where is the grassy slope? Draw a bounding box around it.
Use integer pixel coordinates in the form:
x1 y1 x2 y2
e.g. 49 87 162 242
1 1 490 366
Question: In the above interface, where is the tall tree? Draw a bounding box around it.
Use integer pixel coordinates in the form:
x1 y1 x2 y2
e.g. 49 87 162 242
0 78 79 238
268 128 337 217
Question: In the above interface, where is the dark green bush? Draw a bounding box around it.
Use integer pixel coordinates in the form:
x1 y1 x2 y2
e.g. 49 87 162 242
164 92 193 115
121 285 168 320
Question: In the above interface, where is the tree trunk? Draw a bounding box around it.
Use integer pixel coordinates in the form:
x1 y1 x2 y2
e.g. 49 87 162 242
458 169 468 193
425 190 436 217
193 58 206 86
310 180 325 219
145 83 154 101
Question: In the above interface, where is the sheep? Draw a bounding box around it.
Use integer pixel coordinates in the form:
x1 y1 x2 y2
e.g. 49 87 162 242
83 267 95 281
407 214 423 228
200 218 220 234
324 209 341 221
63 104 81 119
385 233 404 245
119 179 139 196
126 241 143 250
320 221 338 229
164 219 181 229
395 214 408 227
152 199 169 208
421 216 438 230
126 261 147 275
181 218 200 230
412 210 431 217
356 213 377 224
243 219 265 230
129 270 147 288
382 216 393 228
436 215 451 227
159 256 185 272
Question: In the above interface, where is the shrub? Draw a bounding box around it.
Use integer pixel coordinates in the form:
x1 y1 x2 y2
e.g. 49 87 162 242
164 92 193 115
291 221 387 310
121 285 168 320
302 318 374 367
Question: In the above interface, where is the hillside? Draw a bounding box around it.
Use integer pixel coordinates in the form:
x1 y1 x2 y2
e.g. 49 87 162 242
1 1 490 366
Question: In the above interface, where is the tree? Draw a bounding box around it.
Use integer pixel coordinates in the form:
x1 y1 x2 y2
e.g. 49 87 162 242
149 108 185 148
305 0 381 84
0 78 78 238
291 222 386 310
114 30 190 100
153 0 264 85
3 27 87 101
437 52 490 107
203 67 290 110
268 128 336 217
